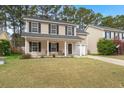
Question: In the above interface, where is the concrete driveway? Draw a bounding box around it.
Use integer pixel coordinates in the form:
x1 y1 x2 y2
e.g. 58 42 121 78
86 55 124 66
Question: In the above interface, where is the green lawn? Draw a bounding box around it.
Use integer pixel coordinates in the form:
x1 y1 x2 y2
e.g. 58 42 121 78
0 55 124 88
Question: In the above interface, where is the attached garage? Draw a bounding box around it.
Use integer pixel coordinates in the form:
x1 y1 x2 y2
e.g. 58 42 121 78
74 43 87 56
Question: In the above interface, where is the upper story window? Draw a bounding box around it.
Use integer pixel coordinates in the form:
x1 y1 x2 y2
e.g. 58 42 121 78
67 26 73 36
50 24 58 35
114 32 118 38
105 31 111 39
31 22 39 33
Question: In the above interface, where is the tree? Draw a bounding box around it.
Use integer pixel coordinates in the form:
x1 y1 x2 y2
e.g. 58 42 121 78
100 16 115 28
50 5 62 20
75 7 96 29
0 6 8 31
61 5 77 22
92 13 103 25
97 38 117 55
37 5 53 18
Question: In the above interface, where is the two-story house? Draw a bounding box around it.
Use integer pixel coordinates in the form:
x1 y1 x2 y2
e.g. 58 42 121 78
86 25 124 54
22 17 88 57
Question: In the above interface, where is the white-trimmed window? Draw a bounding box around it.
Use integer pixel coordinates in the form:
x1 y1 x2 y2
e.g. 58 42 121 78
105 32 111 39
51 43 57 52
31 22 38 33
30 42 39 52
67 26 73 36
114 32 118 38
50 24 57 35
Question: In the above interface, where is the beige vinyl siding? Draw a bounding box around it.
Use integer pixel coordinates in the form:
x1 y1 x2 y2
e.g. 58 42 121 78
86 27 103 54
41 23 49 34
59 25 65 35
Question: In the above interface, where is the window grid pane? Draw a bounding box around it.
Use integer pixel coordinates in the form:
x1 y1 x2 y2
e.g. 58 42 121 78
50 24 57 34
51 43 57 52
67 26 72 35
31 23 38 32
31 42 39 52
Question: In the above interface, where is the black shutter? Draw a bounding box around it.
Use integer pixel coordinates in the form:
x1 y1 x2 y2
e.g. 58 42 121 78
65 26 67 35
49 24 51 34
39 23 41 33
57 43 59 52
122 33 124 39
114 32 115 39
57 25 59 35
29 42 32 52
110 32 111 38
72 26 74 35
29 22 31 32
39 42 41 52
49 43 51 52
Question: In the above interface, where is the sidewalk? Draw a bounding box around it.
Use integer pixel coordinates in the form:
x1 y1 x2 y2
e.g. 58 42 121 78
86 55 124 66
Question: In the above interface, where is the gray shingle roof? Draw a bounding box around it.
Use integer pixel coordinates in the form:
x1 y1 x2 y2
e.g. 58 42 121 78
76 28 88 35
24 16 77 26
22 32 82 40
88 25 124 33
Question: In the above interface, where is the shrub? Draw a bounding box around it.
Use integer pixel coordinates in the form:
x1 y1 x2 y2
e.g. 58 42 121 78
0 40 11 56
40 55 44 58
52 54 56 58
20 54 31 59
11 47 24 55
97 38 116 55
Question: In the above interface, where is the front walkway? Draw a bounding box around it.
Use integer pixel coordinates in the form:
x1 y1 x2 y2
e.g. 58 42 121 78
86 55 124 66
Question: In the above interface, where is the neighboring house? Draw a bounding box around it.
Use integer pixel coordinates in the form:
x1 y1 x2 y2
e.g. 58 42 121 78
0 31 9 40
86 25 124 54
22 16 88 57
0 21 9 41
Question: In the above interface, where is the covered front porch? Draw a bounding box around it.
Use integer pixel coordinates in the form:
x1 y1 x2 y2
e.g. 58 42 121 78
25 37 86 57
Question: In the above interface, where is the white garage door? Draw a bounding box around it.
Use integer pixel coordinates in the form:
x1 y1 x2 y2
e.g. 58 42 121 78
75 45 86 56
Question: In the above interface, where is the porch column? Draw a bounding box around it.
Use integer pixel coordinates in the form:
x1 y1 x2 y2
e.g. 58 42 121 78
47 40 49 56
80 42 82 56
64 41 67 56
25 38 29 54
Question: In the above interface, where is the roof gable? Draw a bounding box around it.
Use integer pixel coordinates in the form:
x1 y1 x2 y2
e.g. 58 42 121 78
87 25 124 33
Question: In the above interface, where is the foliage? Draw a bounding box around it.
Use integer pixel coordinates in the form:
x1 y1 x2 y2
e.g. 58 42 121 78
11 47 24 55
52 54 56 58
40 55 45 58
11 33 25 47
0 40 11 56
20 54 31 59
97 38 117 55
1 5 124 48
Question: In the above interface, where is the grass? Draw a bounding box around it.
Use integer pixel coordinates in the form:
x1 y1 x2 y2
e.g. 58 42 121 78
0 55 124 87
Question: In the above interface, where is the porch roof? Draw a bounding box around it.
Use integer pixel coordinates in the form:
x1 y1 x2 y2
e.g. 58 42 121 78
22 32 82 40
